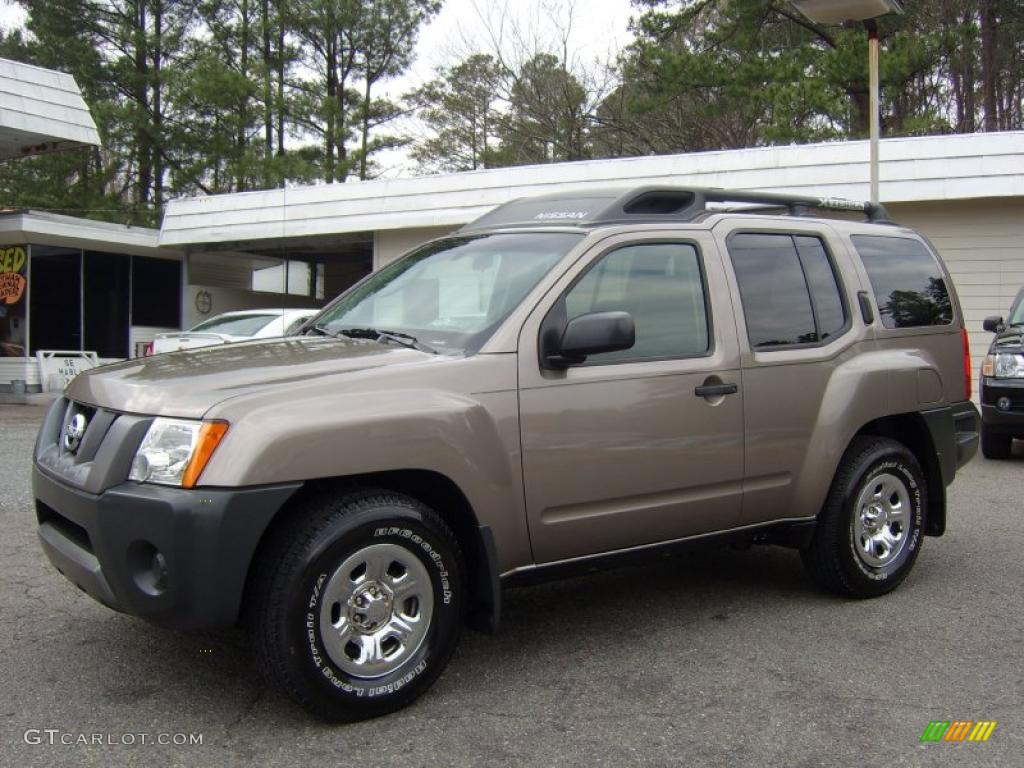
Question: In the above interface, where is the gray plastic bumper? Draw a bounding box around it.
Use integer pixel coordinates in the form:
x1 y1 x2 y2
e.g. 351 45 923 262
33 465 300 630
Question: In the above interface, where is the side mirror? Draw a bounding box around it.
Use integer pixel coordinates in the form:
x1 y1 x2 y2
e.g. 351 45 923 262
544 311 635 369
983 315 1004 333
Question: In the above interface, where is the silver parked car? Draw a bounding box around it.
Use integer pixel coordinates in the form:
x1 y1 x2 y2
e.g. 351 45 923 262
147 308 318 355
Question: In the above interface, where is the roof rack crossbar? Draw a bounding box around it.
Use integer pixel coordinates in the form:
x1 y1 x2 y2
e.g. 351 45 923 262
692 188 891 223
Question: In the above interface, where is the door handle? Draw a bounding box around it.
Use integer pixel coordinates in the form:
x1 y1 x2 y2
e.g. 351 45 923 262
694 382 738 398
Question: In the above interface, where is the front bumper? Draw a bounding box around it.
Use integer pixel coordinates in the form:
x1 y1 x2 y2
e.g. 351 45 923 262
33 464 300 630
980 377 1024 437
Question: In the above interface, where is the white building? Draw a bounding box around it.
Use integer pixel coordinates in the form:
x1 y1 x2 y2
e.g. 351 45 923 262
160 130 1024 394
4 123 1024 396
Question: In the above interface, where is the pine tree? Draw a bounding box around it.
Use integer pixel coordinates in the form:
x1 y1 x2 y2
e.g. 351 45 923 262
409 54 502 173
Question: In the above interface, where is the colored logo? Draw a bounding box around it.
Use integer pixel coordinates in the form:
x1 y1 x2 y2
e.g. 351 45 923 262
0 245 27 305
920 721 997 742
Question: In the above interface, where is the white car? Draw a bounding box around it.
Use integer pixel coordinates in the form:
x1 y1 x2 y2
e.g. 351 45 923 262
147 308 318 355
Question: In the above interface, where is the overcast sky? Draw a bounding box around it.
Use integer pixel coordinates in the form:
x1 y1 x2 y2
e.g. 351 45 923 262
405 0 636 82
0 0 639 177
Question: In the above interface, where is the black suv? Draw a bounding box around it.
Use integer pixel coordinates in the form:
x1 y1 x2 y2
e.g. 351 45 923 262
980 288 1024 458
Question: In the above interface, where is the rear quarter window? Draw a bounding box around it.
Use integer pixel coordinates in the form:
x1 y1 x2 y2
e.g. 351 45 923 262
852 235 953 329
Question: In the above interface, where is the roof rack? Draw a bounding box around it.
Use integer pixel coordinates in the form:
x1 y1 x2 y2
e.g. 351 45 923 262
460 186 893 231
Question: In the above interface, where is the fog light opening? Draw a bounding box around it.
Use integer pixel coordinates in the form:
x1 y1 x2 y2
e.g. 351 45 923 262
152 551 169 592
127 541 169 596
997 396 1012 411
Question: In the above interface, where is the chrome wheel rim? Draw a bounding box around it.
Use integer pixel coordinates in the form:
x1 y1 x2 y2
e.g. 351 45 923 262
318 542 434 679
852 472 911 569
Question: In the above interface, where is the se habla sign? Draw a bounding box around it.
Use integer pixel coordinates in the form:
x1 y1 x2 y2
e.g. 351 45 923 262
36 351 100 392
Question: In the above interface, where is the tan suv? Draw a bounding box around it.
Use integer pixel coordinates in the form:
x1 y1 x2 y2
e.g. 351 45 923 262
32 187 979 720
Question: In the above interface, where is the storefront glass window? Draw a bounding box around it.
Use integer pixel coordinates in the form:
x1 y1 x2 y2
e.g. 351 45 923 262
29 246 81 354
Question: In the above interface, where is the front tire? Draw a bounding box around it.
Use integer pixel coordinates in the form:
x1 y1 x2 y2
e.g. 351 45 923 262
981 426 1012 460
801 437 925 598
249 490 464 720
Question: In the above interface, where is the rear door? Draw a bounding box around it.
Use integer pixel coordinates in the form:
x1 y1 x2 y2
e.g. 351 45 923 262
716 221 866 527
517 231 745 563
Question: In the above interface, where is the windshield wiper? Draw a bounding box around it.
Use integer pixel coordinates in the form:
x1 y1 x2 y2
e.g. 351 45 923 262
309 323 337 337
335 327 438 354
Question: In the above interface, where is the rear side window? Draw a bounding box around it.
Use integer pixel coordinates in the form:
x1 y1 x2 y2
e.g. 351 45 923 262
852 235 953 329
728 233 847 348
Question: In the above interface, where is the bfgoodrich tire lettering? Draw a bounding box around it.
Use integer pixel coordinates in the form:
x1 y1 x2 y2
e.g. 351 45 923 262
249 490 464 720
801 436 925 598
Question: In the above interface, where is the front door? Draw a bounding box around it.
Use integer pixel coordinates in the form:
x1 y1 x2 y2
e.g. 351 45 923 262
518 232 745 563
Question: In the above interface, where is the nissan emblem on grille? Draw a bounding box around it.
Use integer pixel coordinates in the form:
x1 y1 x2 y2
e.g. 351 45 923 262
63 413 88 453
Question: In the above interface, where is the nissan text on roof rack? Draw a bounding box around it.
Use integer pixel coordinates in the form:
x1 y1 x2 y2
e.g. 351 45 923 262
31 187 979 720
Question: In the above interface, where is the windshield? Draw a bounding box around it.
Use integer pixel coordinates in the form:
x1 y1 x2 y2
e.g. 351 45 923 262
190 313 278 336
313 232 582 354
1010 295 1024 326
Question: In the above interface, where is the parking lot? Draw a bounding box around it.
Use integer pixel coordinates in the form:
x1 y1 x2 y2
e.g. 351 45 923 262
1 403 1021 767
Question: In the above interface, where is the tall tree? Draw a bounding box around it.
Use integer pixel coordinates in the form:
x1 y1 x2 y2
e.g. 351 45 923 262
600 0 1022 158
96 0 197 212
290 0 438 182
352 0 440 179
493 52 589 164
409 0 615 171
289 0 361 182
408 53 502 172
175 0 264 193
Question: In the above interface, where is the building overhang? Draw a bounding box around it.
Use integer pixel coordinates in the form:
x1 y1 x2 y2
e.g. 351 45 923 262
0 210 173 258
160 131 1024 249
0 58 101 160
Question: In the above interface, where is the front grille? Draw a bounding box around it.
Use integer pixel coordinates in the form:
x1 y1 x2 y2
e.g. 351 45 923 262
36 398 152 494
58 400 112 462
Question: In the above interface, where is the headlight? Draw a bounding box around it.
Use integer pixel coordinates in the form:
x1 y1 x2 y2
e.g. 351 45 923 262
129 418 228 488
985 353 1024 379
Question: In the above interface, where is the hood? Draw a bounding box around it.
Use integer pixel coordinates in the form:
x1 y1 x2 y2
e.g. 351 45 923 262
991 327 1024 353
66 336 437 419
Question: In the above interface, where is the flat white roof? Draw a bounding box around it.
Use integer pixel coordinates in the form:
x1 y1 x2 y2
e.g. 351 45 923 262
161 131 1024 248
0 210 171 257
0 57 101 160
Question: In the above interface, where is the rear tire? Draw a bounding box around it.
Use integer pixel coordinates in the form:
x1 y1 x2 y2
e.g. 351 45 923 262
981 426 1012 460
801 436 925 598
249 489 464 721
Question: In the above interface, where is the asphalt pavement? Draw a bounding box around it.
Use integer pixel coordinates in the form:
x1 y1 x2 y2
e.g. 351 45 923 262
1 403 1021 767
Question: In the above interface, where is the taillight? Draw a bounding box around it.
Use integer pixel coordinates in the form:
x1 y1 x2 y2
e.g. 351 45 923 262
143 342 154 357
961 327 972 400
